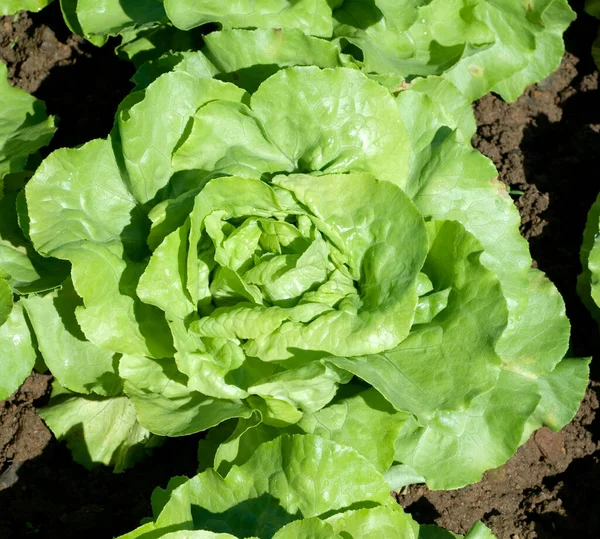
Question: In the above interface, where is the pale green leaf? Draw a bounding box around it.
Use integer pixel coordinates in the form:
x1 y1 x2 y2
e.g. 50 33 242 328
21 278 121 396
0 303 36 400
1 0 52 15
164 0 333 36
0 278 13 326
120 354 253 436
39 382 157 472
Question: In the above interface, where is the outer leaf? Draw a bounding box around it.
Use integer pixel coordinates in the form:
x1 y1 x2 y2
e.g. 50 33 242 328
1 0 53 16
118 74 247 204
578 192 600 317
496 269 570 378
21 279 121 396
39 382 157 472
60 0 165 44
251 67 411 186
521 358 591 442
203 29 344 93
325 505 419 539
586 0 600 18
330 220 506 420
212 387 409 476
394 370 540 490
0 173 69 294
120 434 394 538
0 276 13 326
0 303 36 400
272 518 339 538
333 0 575 102
164 0 333 36
0 62 55 180
25 139 173 358
121 434 494 538
120 354 253 436
391 269 586 489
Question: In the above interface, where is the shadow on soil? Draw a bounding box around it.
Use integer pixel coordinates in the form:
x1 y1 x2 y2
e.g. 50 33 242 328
0 431 201 538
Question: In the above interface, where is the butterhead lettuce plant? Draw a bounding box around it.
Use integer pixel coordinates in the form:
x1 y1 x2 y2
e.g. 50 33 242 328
12 32 589 489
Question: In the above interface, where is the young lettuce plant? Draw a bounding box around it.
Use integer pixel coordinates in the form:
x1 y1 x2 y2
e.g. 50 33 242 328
0 61 62 400
118 434 496 539
18 35 589 490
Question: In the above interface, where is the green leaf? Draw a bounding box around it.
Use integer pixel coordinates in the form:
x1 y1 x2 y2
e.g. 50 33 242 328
120 354 253 436
60 0 165 42
586 0 600 18
238 173 427 361
578 192 600 317
333 0 575 102
1 0 53 15
164 0 333 36
211 387 407 477
522 357 591 442
118 74 246 204
0 174 69 294
251 67 411 186
203 28 344 93
272 518 339 539
0 303 36 400
394 369 540 490
330 220 506 420
25 139 174 358
325 505 420 539
496 269 570 378
0 61 55 181
0 277 13 326
39 381 157 471
120 434 394 538
21 278 121 396
296 388 409 473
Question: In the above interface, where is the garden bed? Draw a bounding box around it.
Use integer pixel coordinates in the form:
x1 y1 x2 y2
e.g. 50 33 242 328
1 2 599 538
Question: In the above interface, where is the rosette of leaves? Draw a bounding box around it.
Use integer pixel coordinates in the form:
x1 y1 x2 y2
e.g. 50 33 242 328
0 61 60 400
20 41 588 488
118 434 495 539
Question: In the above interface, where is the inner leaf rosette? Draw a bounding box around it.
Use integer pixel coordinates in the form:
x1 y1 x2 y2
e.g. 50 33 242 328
136 173 427 412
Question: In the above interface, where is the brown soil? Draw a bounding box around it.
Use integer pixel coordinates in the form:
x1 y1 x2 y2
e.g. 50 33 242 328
1 1 600 538
0 4 134 151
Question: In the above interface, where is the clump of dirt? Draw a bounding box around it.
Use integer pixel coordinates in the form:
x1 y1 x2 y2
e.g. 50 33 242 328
0 373 51 491
0 3 134 150
0 10 81 94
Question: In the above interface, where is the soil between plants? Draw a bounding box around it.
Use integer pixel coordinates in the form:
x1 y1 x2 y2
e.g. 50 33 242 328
1 2 599 538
